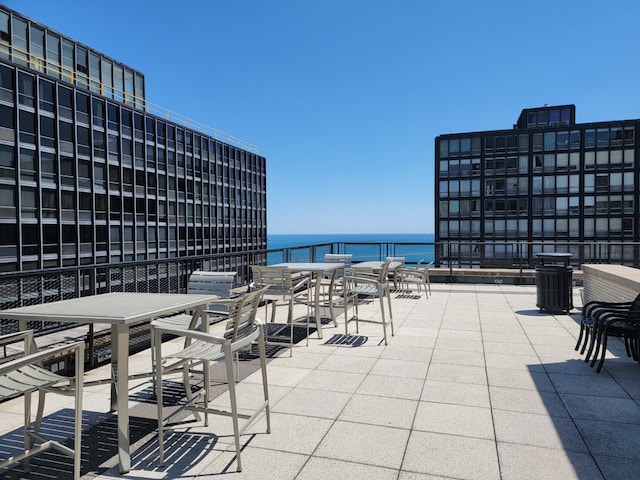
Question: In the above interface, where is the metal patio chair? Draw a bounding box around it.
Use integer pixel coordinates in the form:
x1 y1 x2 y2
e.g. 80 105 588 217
0 330 84 480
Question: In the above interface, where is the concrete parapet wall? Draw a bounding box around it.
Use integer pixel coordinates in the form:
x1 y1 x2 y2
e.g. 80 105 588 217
582 264 640 304
430 268 583 286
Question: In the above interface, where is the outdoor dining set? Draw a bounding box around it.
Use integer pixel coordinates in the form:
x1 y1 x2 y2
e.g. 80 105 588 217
0 254 432 478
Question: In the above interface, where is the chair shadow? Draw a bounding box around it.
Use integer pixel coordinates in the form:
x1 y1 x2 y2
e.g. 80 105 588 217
323 333 368 347
0 409 157 479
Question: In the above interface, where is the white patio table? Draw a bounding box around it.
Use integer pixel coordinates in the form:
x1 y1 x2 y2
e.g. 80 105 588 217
271 262 343 338
1 292 219 474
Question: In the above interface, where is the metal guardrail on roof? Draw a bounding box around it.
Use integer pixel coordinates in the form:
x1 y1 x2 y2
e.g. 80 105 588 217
0 40 261 153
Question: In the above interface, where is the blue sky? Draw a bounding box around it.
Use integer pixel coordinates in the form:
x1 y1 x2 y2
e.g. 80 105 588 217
6 0 640 234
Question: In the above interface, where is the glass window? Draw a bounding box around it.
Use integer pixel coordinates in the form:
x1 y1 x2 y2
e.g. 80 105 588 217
61 39 74 84
584 174 595 193
610 150 623 165
101 58 113 98
569 152 580 171
610 127 623 146
89 52 100 93
471 138 481 155
0 11 8 56
19 147 36 181
543 132 556 151
584 151 595 169
58 86 73 120
556 153 568 171
113 65 124 103
76 46 88 88
624 149 634 167
0 103 13 130
11 17 27 65
543 154 555 171
557 131 569 150
17 72 34 106
460 138 471 154
449 139 459 155
585 129 595 148
543 176 555 193
569 175 579 193
596 128 609 147
92 97 104 127
484 136 494 153
596 150 608 166
532 133 543 151
570 130 580 149
610 173 622 189
40 115 55 148
18 110 35 143
39 79 54 112
518 134 528 152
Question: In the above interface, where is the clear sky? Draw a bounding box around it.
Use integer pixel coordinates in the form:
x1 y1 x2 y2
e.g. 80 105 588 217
6 0 640 234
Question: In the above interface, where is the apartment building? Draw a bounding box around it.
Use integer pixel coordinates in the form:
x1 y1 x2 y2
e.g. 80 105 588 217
435 104 638 266
0 5 266 294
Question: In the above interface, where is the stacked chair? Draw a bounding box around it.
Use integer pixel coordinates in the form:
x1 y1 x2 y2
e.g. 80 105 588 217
576 293 640 373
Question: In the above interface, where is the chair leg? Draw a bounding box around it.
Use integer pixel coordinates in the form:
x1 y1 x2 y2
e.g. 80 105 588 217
386 291 394 337
378 295 388 345
73 352 84 480
156 329 166 466
23 391 32 472
575 322 585 351
257 328 271 434
224 346 243 472
596 329 610 373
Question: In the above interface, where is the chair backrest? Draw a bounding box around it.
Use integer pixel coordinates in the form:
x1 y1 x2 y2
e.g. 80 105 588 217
223 286 268 342
386 257 405 268
629 293 640 312
324 254 352 277
188 271 236 298
252 265 294 291
377 259 395 283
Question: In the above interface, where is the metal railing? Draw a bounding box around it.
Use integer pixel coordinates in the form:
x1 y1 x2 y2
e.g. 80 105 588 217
1 240 639 369
0 40 260 153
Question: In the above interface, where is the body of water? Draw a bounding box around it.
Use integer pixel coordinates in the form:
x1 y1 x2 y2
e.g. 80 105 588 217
268 233 435 264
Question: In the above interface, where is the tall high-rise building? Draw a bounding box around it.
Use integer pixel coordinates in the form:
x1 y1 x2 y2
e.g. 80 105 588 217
0 5 266 289
435 104 638 265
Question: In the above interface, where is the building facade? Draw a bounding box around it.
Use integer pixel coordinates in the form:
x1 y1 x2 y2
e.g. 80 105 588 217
0 6 266 289
435 104 638 266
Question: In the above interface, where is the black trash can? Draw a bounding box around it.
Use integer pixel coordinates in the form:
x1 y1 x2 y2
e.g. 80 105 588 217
535 253 573 313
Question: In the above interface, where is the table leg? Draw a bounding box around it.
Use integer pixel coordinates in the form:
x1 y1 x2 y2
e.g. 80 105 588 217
112 324 131 473
313 272 324 339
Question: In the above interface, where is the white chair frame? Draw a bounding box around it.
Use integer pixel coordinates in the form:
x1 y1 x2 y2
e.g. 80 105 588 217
0 330 84 480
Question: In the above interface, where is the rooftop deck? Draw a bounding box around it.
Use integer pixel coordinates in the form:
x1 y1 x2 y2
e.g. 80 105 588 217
1 283 639 479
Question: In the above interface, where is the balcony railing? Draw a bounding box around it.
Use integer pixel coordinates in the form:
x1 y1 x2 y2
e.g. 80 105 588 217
1 240 639 370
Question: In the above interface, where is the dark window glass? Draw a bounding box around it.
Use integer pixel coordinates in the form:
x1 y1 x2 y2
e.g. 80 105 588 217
0 104 14 128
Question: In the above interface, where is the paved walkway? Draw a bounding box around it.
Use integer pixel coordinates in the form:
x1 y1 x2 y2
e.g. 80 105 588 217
2 283 640 479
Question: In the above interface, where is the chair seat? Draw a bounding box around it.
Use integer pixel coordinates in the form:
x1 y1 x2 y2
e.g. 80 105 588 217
165 339 225 362
0 364 70 397
0 331 84 480
350 285 384 296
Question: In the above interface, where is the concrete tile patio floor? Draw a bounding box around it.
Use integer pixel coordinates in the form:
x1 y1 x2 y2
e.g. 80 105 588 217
2 283 640 479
